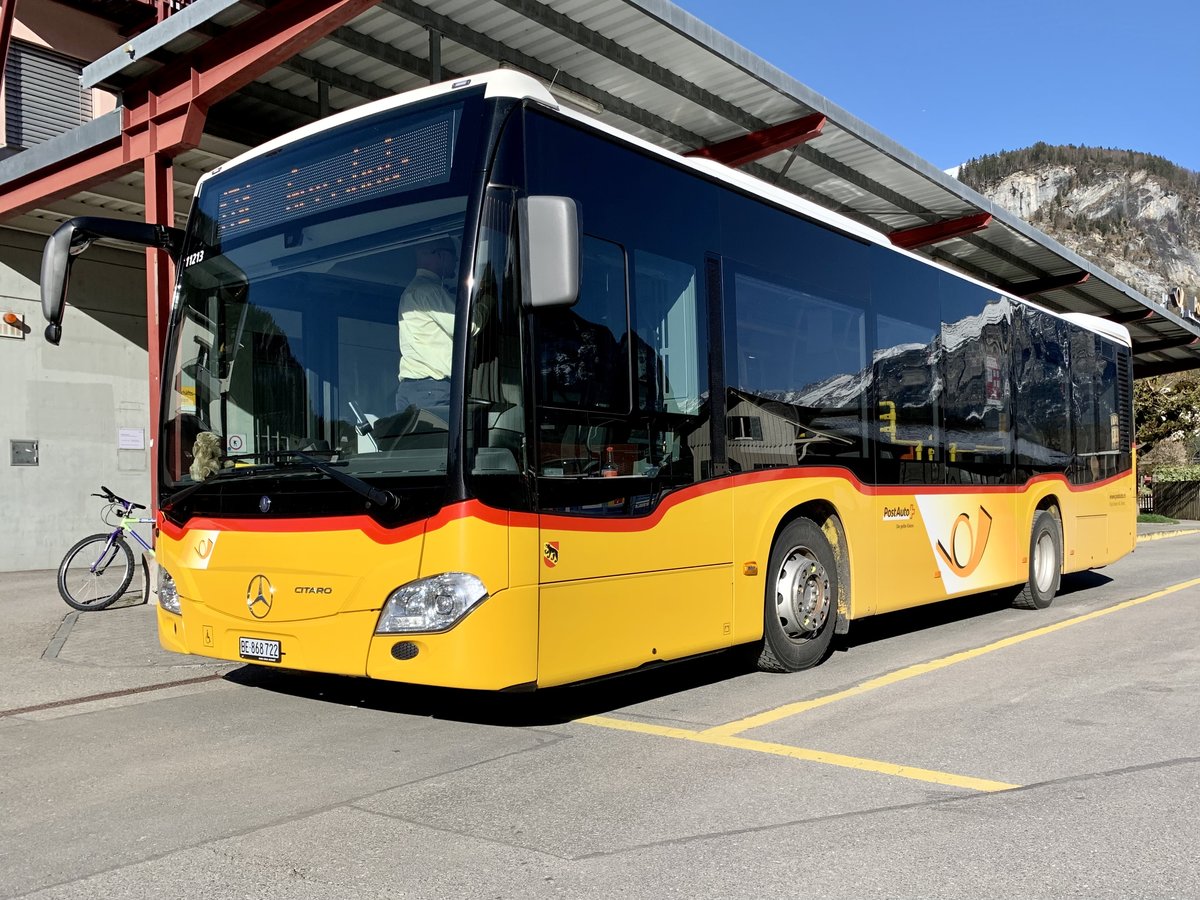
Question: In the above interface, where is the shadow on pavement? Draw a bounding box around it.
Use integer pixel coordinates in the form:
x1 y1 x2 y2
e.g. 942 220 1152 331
224 646 760 728
219 570 1116 727
834 569 1113 652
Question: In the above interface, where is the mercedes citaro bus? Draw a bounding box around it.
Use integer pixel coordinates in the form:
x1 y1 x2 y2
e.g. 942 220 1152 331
41 71 1136 689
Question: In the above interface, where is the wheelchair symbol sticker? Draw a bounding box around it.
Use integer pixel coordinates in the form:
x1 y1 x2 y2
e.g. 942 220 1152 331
227 434 245 452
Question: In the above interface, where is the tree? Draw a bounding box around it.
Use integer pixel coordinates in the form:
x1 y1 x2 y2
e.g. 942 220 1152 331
1134 373 1200 451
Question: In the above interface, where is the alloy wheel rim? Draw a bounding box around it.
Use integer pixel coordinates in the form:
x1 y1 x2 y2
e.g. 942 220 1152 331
774 546 831 641
1033 530 1056 593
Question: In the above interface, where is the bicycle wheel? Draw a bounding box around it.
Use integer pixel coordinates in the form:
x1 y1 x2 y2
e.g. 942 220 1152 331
57 533 135 611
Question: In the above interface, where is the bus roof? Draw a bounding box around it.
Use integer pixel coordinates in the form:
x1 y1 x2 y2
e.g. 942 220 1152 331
196 70 557 188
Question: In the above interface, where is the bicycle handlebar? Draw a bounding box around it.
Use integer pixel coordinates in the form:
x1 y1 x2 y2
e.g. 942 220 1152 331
93 485 146 511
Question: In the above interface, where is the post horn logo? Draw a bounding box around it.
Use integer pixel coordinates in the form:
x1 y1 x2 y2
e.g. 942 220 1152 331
247 574 274 619
543 542 560 568
936 506 993 578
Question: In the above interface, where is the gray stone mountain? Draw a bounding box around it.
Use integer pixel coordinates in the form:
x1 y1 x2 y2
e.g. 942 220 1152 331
958 144 1200 314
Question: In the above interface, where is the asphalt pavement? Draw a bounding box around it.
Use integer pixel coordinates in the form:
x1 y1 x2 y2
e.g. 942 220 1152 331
3 521 1200 899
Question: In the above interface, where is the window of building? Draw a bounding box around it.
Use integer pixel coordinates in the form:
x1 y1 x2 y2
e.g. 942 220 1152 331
4 41 92 149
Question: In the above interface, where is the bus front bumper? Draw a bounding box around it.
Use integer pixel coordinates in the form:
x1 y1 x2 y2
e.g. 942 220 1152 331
157 584 539 691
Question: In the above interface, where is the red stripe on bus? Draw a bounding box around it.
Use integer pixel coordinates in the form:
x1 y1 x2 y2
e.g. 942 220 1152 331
158 514 426 544
157 469 1130 542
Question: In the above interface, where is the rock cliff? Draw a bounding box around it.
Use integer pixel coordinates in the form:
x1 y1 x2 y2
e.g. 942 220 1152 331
958 144 1200 314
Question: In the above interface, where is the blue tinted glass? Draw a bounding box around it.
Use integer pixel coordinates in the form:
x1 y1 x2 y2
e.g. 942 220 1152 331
535 237 629 411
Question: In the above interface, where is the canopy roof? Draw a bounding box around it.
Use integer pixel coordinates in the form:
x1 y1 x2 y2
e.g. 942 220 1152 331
4 0 1196 374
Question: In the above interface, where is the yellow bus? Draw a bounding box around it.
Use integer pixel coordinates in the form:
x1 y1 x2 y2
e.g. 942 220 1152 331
41 71 1136 689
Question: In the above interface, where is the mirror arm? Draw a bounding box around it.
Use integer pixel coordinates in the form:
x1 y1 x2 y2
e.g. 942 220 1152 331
41 216 187 345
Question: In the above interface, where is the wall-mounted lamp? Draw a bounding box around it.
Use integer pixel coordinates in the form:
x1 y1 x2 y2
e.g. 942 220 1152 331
1 311 29 339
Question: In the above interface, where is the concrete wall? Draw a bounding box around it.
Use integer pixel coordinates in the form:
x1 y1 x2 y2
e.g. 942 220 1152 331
0 227 152 572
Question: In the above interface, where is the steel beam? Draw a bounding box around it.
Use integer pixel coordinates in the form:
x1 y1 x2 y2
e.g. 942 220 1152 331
1010 271 1090 297
282 55 391 103
928 247 1011 294
325 21 440 83
0 0 380 221
1134 356 1200 378
0 0 17 96
0 139 142 221
485 0 943 222
889 212 992 250
685 113 825 167
378 0 865 220
120 0 380 129
428 27 441 83
1133 334 1200 355
237 80 326 120
955 231 1111 316
1106 307 1154 324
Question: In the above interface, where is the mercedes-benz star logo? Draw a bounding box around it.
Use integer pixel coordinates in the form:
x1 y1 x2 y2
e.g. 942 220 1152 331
246 574 274 619
259 495 272 513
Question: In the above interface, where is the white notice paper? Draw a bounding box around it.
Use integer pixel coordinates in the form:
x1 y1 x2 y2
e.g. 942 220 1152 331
118 428 145 450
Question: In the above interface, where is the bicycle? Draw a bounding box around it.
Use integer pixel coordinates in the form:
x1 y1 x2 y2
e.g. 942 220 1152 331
57 486 155 611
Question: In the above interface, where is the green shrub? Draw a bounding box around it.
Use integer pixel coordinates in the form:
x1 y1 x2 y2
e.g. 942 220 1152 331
1151 465 1200 483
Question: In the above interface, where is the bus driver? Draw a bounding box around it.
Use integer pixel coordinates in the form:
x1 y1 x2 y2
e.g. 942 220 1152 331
396 236 458 413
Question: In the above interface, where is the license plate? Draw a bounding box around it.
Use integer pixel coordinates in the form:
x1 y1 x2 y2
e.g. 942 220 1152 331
239 637 281 663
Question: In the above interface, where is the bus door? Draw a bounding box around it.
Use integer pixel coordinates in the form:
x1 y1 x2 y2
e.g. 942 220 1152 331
532 239 733 687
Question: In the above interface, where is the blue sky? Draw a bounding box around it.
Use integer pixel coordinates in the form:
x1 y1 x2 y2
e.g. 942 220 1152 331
676 0 1200 173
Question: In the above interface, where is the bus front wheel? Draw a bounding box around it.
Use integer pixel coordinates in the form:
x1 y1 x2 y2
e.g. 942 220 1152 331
1013 509 1062 610
759 518 837 672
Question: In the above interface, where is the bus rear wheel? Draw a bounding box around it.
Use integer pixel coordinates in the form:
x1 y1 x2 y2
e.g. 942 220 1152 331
1013 509 1062 610
759 518 837 672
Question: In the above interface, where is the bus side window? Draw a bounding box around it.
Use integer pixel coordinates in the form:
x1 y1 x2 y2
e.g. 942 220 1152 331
724 264 867 473
534 236 628 412
871 248 941 485
874 314 939 484
534 236 630 481
940 294 1013 486
1070 331 1120 484
1013 305 1071 476
630 250 708 480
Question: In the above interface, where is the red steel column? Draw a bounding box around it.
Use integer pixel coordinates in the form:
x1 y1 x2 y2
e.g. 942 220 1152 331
144 152 174 508
0 0 18 96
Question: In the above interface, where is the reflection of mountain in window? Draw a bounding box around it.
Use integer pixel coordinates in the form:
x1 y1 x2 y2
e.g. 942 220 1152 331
727 267 867 470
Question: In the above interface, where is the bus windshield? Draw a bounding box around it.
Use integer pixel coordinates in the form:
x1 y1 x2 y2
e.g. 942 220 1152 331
161 89 487 487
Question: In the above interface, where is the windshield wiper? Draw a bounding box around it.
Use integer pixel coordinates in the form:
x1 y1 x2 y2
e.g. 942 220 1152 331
235 450 399 509
161 463 258 509
163 450 399 511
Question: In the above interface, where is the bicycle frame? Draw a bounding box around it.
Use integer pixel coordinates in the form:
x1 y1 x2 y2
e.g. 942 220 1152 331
86 509 154 574
120 516 155 555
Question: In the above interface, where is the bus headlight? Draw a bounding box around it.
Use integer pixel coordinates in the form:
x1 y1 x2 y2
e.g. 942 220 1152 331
158 567 181 614
376 573 488 634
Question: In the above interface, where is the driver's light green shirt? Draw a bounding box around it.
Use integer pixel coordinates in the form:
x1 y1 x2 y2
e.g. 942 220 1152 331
397 268 454 381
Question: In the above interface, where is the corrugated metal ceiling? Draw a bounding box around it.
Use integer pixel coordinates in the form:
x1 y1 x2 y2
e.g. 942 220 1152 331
9 0 1198 374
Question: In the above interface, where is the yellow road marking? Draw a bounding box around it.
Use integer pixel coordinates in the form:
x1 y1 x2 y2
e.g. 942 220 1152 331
1138 528 1200 543
579 714 1018 793
704 576 1200 739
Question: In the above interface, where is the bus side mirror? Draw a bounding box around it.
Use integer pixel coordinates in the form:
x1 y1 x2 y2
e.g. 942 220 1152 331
40 216 185 345
517 196 579 309
40 222 83 345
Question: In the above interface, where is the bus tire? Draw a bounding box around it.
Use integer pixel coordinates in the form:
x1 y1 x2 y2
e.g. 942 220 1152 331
759 518 838 672
1013 509 1062 610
